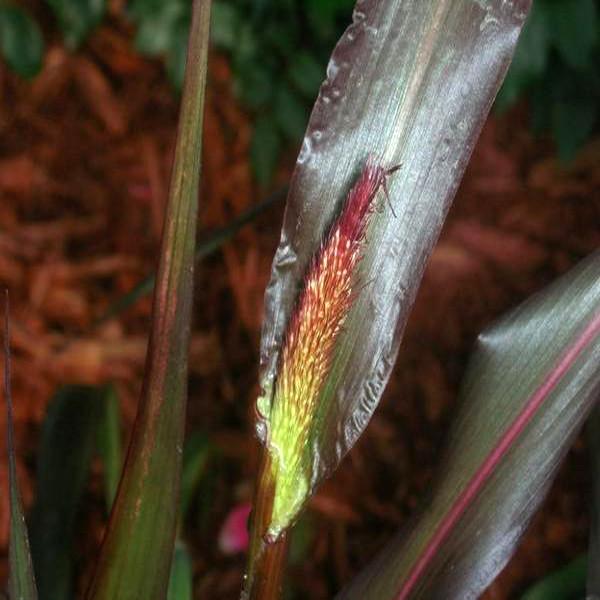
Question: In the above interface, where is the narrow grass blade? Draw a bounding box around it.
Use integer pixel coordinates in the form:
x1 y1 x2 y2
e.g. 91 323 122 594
339 251 600 599
96 384 122 510
587 405 600 595
247 0 531 594
29 386 104 600
86 1 211 598
4 293 38 599
100 185 286 321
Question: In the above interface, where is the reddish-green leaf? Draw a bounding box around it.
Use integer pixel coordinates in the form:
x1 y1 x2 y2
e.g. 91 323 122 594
339 251 600 599
86 1 211 598
249 1 531 587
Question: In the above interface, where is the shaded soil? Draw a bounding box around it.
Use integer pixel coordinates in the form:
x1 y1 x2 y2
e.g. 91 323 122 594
0 6 599 599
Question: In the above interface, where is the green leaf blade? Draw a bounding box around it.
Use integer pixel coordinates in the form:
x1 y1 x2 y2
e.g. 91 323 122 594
546 0 597 70
0 5 44 78
495 0 550 111
552 96 597 162
339 251 600 599
86 1 211 598
210 1 240 51
96 384 122 511
520 554 586 600
167 541 193 600
29 385 104 600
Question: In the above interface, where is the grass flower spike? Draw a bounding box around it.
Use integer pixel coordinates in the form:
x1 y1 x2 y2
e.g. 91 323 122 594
266 159 399 540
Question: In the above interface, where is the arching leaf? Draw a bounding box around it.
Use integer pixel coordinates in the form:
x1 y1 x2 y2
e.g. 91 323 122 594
339 252 600 599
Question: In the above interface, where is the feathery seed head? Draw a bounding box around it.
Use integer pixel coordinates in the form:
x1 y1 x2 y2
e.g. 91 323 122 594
264 159 398 540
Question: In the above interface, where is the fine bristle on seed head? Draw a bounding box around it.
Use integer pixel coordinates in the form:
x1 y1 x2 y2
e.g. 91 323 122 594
338 161 389 242
264 157 400 539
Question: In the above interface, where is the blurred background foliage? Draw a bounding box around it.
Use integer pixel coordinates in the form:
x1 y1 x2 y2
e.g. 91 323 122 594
0 0 597 179
496 0 599 162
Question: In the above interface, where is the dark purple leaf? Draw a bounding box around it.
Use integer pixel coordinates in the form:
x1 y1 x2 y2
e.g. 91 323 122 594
339 251 600 599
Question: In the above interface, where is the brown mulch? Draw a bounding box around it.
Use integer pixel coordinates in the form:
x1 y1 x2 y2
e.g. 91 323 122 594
0 7 599 600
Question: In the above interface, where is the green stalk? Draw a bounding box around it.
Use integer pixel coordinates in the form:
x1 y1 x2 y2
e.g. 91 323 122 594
86 1 211 598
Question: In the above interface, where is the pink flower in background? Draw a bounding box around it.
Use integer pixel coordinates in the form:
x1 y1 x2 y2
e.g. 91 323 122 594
218 503 251 555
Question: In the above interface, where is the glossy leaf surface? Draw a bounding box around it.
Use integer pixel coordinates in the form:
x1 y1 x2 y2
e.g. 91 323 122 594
339 251 600 599
256 0 530 529
4 296 37 599
86 1 211 598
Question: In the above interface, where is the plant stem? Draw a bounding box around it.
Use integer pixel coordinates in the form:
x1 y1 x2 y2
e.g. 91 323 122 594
244 449 289 600
86 0 211 597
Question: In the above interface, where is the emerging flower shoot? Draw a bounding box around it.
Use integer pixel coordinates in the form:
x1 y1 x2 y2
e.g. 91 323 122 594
265 159 399 540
